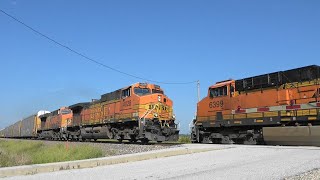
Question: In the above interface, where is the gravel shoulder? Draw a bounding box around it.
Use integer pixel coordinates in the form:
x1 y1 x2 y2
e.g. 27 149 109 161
285 168 320 180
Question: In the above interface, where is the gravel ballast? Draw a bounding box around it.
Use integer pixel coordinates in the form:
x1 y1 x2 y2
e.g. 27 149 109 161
75 141 176 156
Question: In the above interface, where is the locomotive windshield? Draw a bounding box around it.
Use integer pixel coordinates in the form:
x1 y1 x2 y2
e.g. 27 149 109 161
60 109 72 115
209 86 228 98
134 88 151 96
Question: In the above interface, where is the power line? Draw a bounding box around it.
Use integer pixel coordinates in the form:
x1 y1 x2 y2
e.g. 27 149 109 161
0 9 198 85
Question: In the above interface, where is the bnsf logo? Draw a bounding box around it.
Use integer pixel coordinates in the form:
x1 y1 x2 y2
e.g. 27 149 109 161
209 100 223 108
123 100 131 107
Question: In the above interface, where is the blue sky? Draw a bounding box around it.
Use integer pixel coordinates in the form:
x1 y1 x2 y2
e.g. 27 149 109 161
0 0 319 133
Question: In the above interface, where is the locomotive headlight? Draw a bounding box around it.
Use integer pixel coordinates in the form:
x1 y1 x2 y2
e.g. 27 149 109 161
153 113 158 118
158 95 161 102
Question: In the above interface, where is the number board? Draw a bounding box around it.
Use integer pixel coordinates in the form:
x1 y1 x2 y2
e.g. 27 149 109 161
209 100 224 109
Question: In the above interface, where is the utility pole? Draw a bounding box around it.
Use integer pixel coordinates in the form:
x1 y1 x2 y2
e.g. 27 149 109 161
194 80 200 118
192 80 201 141
197 80 200 102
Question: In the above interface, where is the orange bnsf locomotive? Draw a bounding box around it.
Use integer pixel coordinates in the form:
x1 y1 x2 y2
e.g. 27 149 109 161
191 65 320 146
1 83 179 143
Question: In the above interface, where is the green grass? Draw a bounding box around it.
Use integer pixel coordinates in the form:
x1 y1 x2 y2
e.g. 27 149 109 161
178 134 191 144
0 140 104 167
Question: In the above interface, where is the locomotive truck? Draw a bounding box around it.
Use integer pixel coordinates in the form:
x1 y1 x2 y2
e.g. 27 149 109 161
1 83 179 143
191 65 320 146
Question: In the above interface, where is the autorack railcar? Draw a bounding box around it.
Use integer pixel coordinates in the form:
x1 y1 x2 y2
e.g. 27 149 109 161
0 112 48 138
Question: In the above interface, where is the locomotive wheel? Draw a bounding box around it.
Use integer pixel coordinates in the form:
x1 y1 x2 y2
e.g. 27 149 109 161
243 136 257 145
221 136 234 144
79 135 85 142
141 138 149 144
129 138 137 143
201 136 213 144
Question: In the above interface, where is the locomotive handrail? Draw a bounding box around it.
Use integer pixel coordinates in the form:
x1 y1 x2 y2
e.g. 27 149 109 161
138 103 159 135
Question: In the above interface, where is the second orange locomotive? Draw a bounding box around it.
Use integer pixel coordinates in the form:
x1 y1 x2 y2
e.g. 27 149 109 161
38 83 179 143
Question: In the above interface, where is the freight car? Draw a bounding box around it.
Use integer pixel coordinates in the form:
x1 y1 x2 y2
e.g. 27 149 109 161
0 111 49 138
191 65 320 146
36 82 179 143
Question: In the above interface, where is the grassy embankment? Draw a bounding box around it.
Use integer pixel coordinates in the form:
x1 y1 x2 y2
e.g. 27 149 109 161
0 140 105 167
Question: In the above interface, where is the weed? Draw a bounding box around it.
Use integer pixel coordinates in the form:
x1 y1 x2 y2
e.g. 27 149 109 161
0 140 104 167
178 135 191 144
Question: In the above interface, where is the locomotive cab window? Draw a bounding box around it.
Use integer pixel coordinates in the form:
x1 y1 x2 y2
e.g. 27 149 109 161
122 87 131 98
152 89 164 94
52 110 58 116
209 86 228 98
134 88 150 96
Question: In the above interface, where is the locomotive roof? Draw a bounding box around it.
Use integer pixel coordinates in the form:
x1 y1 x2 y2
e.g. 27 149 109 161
210 80 234 88
69 102 91 109
235 65 319 92
236 65 319 82
209 65 319 90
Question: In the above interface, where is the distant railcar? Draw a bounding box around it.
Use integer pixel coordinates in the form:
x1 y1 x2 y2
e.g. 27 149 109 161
20 114 43 138
1 112 47 138
191 65 320 146
2 125 12 138
12 121 21 137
